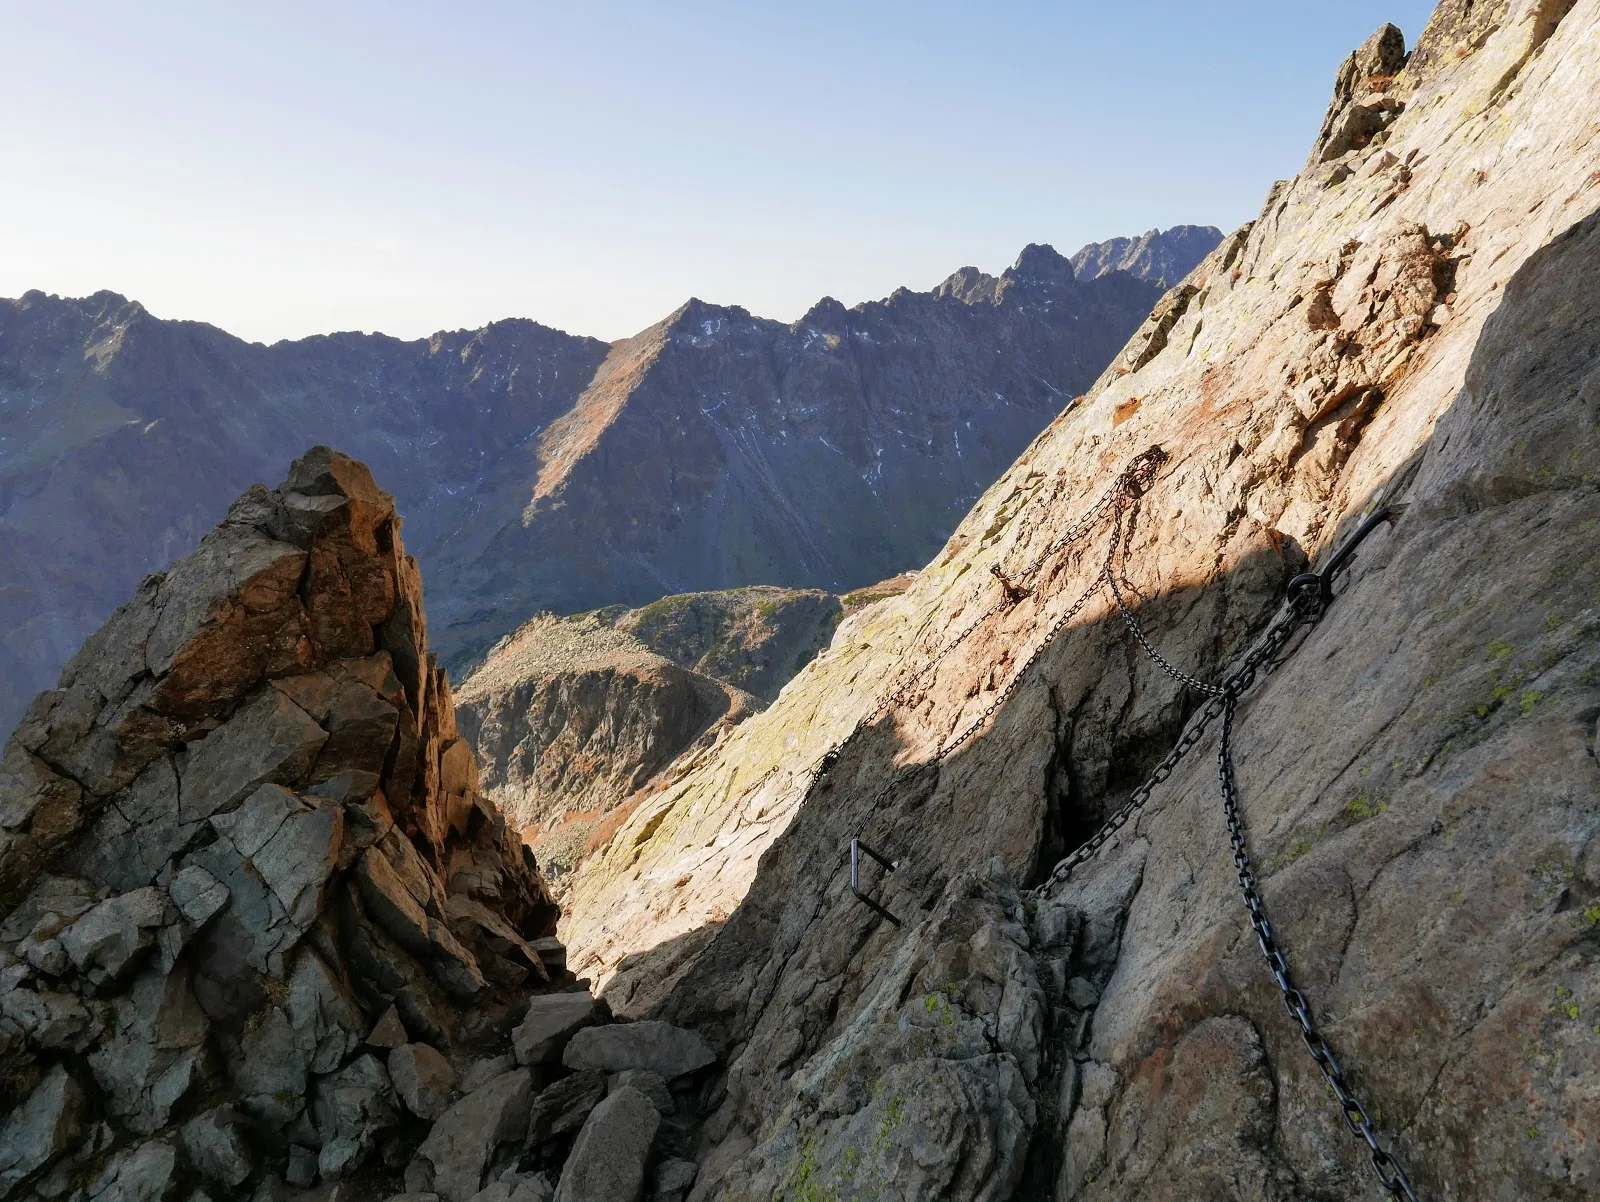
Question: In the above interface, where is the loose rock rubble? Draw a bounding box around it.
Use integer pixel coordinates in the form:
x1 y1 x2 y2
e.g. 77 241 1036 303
0 449 717 1201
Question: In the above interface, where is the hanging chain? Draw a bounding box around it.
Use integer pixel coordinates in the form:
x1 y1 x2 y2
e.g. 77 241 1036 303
1217 692 1418 1201
804 447 1169 799
794 441 1416 1199
1043 498 1418 1201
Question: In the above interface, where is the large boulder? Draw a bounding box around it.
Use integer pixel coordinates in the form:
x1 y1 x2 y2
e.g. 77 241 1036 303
0 1065 85 1196
180 1106 255 1189
413 1069 533 1202
551 1086 660 1202
511 991 600 1066
522 1071 608 1151
390 1043 457 1121
561 1020 714 1081
57 886 172 988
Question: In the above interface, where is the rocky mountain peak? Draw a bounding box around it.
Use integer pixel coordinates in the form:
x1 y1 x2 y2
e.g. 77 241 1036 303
931 266 995 304
0 447 622 1199
795 295 849 328
1068 224 1225 288
1003 241 1077 290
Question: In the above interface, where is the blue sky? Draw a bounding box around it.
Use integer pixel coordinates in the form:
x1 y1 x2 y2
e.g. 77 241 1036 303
0 1 1437 344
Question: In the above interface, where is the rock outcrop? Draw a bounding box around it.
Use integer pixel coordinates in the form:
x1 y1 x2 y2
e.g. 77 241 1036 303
453 588 842 873
0 448 581 1199
559 3 1600 1198
1068 225 1225 289
0 244 1167 737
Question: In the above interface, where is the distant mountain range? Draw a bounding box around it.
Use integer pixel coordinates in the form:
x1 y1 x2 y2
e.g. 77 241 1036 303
1071 224 1223 288
0 225 1220 732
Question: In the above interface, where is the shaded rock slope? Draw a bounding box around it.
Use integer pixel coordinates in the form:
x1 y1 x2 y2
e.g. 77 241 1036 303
454 588 842 874
0 448 735 1202
0 245 1168 738
559 4 1600 1198
1068 224 1225 288
423 251 1163 669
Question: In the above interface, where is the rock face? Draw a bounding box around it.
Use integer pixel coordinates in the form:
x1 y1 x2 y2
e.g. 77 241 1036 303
0 448 568 1199
0 248 1166 737
453 587 842 869
550 1086 659 1202
560 3 1600 1198
1069 225 1224 288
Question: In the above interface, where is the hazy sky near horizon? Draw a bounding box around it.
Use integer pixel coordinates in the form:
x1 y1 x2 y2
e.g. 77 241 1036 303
2 2 1437 345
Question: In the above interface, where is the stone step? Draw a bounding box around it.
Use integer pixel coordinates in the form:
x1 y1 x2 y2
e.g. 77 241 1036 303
529 936 566 974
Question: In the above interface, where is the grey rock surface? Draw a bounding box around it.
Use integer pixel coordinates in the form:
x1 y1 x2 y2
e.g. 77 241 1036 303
467 1173 553 1202
511 991 599 1066
523 1070 608 1149
88 1139 179 1202
551 1086 660 1202
181 1106 255 1189
562 1020 715 1080
390 1043 457 1120
609 1068 673 1115
414 1068 532 1202
651 1158 698 1202
0 1064 84 1195
0 449 559 1200
58 885 171 987
456 1054 516 1096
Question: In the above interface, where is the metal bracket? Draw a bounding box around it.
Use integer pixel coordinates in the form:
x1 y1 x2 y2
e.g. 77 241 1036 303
1287 504 1396 608
849 838 902 926
990 564 1031 604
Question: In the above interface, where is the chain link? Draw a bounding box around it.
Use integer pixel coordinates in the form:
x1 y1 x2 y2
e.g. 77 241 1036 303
1217 692 1418 1201
804 447 1170 800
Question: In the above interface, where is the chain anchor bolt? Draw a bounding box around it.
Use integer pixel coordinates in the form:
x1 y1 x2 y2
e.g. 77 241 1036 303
1287 504 1397 608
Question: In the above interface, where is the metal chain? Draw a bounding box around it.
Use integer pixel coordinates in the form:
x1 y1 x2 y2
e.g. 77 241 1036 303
804 441 1416 1194
1103 506 1224 696
868 446 1169 725
805 447 1170 800
796 436 1415 1194
1029 598 1305 895
1217 691 1418 1201
1035 517 1419 1199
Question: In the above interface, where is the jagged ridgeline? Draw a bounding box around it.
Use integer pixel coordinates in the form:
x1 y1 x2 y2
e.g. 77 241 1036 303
557 3 1600 1199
